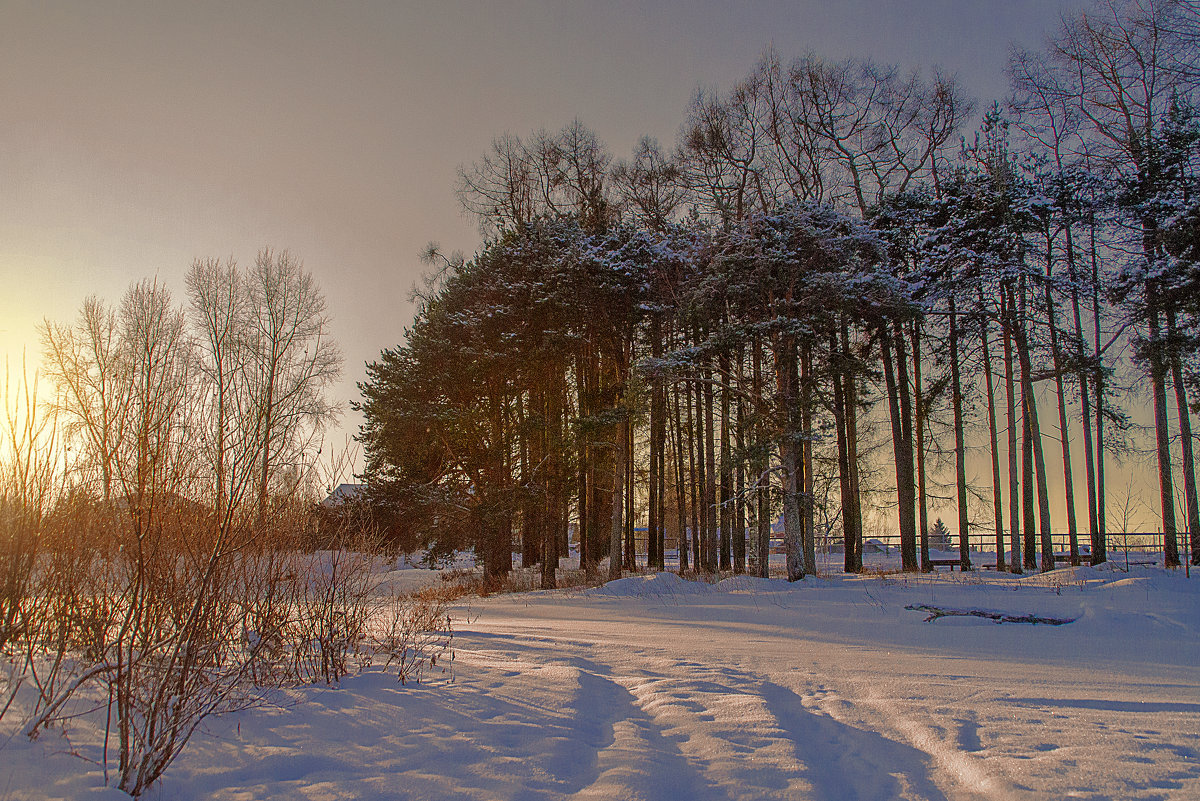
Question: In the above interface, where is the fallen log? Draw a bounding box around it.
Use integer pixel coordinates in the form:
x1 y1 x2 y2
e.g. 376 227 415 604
905 604 1076 625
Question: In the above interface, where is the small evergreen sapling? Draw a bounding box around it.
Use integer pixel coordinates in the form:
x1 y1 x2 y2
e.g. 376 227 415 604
929 518 952 551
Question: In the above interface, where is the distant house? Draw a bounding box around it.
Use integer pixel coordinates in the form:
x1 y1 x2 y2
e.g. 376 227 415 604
321 483 366 507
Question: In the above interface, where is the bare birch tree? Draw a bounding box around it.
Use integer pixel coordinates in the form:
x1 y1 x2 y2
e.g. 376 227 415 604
246 249 342 523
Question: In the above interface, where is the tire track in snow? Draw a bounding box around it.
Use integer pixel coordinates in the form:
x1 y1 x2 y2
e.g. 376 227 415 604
454 636 722 800
614 666 817 799
795 677 1013 801
456 612 1015 799
461 625 996 799
567 670 726 801
759 680 954 801
616 659 974 801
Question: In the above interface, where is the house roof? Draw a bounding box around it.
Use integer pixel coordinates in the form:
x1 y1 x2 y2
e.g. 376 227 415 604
321 483 366 507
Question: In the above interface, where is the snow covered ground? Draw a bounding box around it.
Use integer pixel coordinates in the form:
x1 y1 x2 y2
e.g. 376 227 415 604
5 562 1200 800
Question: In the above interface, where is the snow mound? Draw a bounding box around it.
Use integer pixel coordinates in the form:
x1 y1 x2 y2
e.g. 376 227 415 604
374 567 446 594
713 574 792 593
587 572 718 598
587 572 802 599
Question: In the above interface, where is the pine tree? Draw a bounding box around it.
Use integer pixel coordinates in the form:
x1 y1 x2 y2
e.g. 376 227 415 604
929 518 952 551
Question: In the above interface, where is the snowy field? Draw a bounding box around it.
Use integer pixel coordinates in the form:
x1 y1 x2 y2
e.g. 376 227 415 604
5 562 1200 800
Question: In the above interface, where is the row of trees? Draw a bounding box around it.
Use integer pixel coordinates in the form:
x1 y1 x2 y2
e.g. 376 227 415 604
359 0 1200 584
40 249 341 526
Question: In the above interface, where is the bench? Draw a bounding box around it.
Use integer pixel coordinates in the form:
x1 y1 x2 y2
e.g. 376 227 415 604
927 557 967 571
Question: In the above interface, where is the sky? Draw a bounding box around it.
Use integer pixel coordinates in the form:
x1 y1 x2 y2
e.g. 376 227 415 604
3 0 1116 521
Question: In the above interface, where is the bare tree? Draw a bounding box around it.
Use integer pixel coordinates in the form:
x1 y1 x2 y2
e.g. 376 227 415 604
111 280 196 539
40 298 127 501
457 132 538 234
458 121 615 234
187 258 256 533
553 119 615 232
246 249 342 523
612 136 684 231
24 261 361 797
678 72 775 228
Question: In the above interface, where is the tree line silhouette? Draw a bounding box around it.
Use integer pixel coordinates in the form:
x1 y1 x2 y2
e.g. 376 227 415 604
357 1 1200 585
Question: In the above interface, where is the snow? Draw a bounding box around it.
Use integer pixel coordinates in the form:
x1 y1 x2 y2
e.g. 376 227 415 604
4 563 1200 800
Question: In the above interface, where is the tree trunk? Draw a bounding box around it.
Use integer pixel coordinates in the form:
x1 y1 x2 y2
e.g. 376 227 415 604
949 297 972 570
488 389 513 581
1016 279 1054 571
801 345 816 574
688 370 702 572
1066 224 1099 565
540 492 558 589
576 353 590 572
656 382 667 571
1168 307 1200 566
673 377 690 574
779 435 803 581
913 321 930 571
647 425 659 572
734 344 747 573
1003 284 1023 574
1045 231 1080 564
540 384 558 590
894 324 918 571
520 393 540 569
719 347 733 571
215 360 227 534
753 340 771 578
647 344 661 573
608 406 625 582
1147 284 1181 567
256 367 276 526
774 334 805 580
882 326 918 572
704 356 718 572
1091 224 1107 564
624 420 636 571
843 322 863 574
979 298 1006 571
832 333 855 573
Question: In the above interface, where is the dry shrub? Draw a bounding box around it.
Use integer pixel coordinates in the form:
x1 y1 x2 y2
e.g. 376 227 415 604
283 545 377 685
466 564 604 598
5 258 353 796
7 499 376 796
1 362 64 723
0 450 467 798
369 583 463 685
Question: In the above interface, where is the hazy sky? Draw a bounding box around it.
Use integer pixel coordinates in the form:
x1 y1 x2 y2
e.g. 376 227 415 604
2 1 1090 488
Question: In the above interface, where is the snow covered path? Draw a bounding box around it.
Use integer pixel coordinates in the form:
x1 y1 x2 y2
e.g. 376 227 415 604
9 568 1200 800
426 578 1200 801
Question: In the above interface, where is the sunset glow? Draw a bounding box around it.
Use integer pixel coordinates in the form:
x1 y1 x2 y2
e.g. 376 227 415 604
4 3 1200 799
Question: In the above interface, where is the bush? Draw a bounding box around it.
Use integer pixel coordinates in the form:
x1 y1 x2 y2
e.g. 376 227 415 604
0 493 462 797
